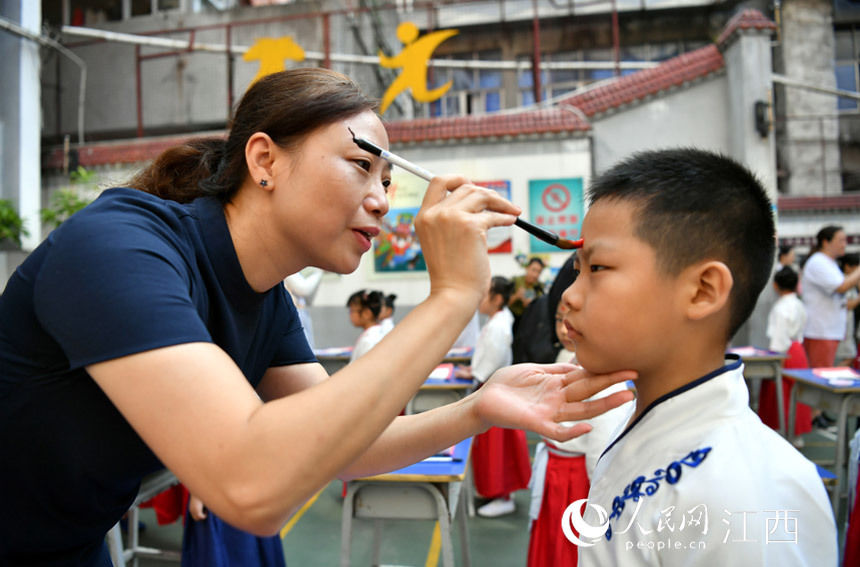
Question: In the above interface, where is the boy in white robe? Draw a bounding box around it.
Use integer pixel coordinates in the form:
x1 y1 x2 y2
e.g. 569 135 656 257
560 149 836 566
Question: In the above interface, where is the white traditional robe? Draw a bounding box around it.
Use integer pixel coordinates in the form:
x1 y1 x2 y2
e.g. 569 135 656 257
578 358 837 566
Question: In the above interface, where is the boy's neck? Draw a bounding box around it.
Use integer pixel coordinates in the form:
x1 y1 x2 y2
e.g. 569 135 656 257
628 345 728 423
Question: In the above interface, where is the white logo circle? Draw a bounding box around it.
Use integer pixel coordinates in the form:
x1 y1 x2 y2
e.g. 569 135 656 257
561 499 609 547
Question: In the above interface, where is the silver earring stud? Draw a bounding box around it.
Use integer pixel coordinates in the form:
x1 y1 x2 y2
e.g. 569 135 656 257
260 179 268 187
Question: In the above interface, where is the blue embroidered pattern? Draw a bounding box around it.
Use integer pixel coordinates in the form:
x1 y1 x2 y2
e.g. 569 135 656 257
605 447 712 540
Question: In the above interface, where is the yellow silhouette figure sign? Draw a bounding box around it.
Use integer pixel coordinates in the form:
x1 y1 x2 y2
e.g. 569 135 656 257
379 22 458 114
243 37 306 85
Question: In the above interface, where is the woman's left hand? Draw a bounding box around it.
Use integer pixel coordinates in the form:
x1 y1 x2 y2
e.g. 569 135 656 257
473 363 636 442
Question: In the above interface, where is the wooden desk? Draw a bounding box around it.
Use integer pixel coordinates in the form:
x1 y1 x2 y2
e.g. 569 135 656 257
785 367 860 519
728 347 787 436
341 438 473 567
406 364 475 415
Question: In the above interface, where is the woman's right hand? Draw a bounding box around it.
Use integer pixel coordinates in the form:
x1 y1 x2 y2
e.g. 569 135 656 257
415 175 520 304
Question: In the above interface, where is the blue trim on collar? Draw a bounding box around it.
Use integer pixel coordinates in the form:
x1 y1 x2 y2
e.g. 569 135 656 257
599 355 742 459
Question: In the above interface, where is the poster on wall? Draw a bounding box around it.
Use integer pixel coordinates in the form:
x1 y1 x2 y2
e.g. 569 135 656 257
374 172 427 272
475 180 513 254
527 178 584 253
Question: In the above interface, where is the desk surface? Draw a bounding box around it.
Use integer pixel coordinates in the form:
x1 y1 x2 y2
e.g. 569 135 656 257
357 437 473 483
422 363 474 389
782 367 860 393
314 346 474 362
727 346 787 362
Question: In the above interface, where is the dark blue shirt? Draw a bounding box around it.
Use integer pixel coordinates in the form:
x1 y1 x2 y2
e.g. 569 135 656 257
0 188 315 564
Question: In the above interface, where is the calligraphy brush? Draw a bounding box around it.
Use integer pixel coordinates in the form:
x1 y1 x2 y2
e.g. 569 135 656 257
348 128 584 251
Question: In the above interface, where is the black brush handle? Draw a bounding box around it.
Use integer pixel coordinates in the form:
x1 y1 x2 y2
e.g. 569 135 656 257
514 217 559 246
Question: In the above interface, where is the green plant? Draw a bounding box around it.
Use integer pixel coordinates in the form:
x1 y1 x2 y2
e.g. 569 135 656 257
0 199 28 247
41 188 93 229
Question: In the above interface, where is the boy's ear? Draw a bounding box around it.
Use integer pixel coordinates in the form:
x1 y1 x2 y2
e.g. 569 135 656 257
683 260 733 321
245 132 279 190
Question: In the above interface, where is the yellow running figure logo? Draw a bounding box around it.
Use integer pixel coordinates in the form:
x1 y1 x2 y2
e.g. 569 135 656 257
243 37 306 85
378 22 458 114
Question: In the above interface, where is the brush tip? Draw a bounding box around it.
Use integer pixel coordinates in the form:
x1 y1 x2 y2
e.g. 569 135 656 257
556 238 584 250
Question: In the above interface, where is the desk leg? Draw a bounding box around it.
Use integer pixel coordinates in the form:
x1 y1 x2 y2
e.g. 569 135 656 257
129 506 140 567
341 482 358 567
456 485 472 567
107 523 126 567
787 384 797 448
774 362 786 437
371 520 382 566
833 394 857 520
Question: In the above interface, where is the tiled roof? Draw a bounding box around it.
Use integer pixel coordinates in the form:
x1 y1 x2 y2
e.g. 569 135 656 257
385 107 590 144
559 45 725 118
716 9 778 48
43 133 222 170
777 194 860 212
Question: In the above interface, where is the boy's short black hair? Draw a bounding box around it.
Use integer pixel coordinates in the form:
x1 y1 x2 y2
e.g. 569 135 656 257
773 266 799 293
527 257 545 269
588 148 775 340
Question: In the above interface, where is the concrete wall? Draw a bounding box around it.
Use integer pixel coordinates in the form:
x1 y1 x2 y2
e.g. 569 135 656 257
591 75 731 174
779 0 843 195
43 1 396 139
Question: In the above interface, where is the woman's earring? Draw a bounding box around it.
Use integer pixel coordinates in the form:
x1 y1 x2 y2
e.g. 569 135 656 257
260 179 268 187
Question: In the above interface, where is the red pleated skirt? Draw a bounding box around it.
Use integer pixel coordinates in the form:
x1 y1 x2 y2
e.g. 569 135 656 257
527 453 589 567
758 341 812 436
471 427 531 499
844 473 860 567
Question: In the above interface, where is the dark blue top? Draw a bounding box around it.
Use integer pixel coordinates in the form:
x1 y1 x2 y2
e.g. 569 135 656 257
0 188 315 565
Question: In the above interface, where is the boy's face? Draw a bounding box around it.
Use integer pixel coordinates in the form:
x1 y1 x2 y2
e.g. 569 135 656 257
559 199 682 376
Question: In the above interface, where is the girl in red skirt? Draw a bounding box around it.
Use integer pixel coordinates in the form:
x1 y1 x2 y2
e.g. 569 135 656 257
456 276 530 517
759 266 812 438
526 301 632 566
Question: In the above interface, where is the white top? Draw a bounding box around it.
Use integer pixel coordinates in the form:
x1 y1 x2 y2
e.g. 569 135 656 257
350 324 387 362
379 317 394 335
766 292 807 353
547 349 632 478
283 268 323 309
801 252 847 340
471 307 514 383
452 310 481 349
578 361 836 566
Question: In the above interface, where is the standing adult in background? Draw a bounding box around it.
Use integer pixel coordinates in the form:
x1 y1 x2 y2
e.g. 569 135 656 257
509 257 545 331
801 225 860 368
284 267 323 349
0 68 635 566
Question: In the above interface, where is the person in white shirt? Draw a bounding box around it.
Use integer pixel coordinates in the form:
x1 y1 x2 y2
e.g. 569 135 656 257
836 253 860 365
565 149 835 566
378 293 397 335
284 267 324 349
527 300 632 567
456 276 530 517
801 225 860 368
759 266 812 439
347 289 387 362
